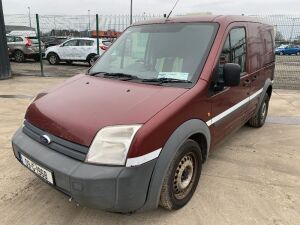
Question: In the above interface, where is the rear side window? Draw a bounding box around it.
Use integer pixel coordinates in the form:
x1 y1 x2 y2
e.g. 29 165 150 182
78 40 94 46
63 40 78 46
15 37 23 42
219 28 247 74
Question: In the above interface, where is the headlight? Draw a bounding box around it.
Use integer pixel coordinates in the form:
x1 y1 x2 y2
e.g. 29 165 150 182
85 125 142 166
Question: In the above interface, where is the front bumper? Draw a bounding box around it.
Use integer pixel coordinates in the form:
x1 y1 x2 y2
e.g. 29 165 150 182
12 128 156 213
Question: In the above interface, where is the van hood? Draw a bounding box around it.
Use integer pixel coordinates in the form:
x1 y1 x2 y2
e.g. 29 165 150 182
25 74 187 147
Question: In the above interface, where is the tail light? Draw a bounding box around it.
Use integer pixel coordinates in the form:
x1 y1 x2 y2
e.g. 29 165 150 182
100 45 108 51
25 38 32 47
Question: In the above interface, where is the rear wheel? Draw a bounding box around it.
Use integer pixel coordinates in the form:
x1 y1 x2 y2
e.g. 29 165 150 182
87 54 97 66
14 50 25 63
248 94 270 128
159 139 202 210
279 52 284 56
297 52 300 56
47 53 60 65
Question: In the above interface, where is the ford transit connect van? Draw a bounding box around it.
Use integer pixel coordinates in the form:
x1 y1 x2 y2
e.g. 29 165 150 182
12 15 275 213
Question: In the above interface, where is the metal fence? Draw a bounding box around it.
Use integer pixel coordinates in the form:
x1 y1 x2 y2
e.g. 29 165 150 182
3 14 300 89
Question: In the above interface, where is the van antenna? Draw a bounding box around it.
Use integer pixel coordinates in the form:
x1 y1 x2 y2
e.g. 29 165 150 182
166 0 180 20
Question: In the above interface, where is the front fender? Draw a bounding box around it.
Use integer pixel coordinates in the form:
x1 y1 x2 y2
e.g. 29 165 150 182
140 119 211 211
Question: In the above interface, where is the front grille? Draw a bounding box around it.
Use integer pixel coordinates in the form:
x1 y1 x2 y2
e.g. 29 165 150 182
23 121 89 161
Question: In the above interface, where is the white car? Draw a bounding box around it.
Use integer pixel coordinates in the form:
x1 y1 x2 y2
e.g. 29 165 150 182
45 38 111 66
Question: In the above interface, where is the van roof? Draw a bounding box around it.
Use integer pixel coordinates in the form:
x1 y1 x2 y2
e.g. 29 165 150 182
133 15 270 26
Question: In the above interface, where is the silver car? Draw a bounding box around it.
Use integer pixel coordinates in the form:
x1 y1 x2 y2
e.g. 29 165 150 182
6 35 45 62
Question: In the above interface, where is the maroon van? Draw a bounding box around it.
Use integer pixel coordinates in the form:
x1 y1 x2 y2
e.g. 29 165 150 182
12 15 275 213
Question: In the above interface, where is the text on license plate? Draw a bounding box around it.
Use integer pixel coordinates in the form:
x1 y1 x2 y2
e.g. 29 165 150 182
20 154 54 185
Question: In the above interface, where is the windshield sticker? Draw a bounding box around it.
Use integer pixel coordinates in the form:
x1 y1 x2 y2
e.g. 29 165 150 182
158 72 189 80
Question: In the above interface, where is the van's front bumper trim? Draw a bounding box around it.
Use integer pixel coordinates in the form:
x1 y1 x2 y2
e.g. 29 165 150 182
12 127 156 213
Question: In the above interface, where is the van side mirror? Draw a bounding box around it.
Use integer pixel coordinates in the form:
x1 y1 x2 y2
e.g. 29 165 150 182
223 63 241 87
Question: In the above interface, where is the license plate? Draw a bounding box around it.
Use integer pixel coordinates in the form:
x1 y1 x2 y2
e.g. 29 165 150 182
20 154 54 185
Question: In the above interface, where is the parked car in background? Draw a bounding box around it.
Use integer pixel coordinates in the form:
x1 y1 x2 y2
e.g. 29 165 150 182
45 38 111 66
41 36 70 49
89 41 113 66
275 45 300 55
12 15 274 213
6 35 45 62
8 30 37 37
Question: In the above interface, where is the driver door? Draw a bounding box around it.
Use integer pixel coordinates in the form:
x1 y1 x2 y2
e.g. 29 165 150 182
59 39 78 60
210 26 251 146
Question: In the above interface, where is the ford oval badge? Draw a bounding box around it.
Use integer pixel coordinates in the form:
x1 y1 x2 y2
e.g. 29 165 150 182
40 135 51 145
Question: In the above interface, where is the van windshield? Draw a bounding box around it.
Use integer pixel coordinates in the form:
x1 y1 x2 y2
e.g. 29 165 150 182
89 23 218 87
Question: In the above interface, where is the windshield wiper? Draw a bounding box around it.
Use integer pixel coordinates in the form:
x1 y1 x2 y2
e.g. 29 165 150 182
142 78 192 84
89 72 139 80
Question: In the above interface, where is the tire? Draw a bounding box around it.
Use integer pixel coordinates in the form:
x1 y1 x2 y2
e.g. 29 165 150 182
14 50 25 63
87 54 97 66
279 52 283 56
297 52 300 56
248 93 270 128
159 139 202 210
47 52 60 65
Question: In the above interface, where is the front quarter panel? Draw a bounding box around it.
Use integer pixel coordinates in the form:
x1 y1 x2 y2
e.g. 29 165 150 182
140 119 210 211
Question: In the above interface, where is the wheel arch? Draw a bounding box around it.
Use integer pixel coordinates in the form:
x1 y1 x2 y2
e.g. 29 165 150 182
47 51 60 60
255 78 273 114
86 53 97 61
140 119 211 211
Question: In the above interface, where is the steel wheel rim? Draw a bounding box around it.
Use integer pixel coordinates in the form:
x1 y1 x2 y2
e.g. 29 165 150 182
260 102 267 122
173 152 197 200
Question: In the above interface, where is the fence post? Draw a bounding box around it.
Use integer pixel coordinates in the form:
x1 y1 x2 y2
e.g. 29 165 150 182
36 14 44 76
96 14 100 55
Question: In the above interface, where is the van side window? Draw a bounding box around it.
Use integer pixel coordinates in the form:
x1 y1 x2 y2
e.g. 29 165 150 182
218 28 247 76
230 28 246 73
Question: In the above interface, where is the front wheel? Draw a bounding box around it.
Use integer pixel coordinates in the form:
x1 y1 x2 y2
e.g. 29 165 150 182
297 52 300 56
248 93 270 128
159 139 202 210
47 53 60 65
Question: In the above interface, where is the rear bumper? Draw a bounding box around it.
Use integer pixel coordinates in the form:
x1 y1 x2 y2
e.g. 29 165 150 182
12 128 156 213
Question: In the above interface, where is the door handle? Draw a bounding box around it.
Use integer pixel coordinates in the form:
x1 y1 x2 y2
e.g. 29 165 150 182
243 79 251 86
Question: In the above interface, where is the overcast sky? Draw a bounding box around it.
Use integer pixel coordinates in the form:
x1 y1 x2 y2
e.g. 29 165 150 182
2 0 300 15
